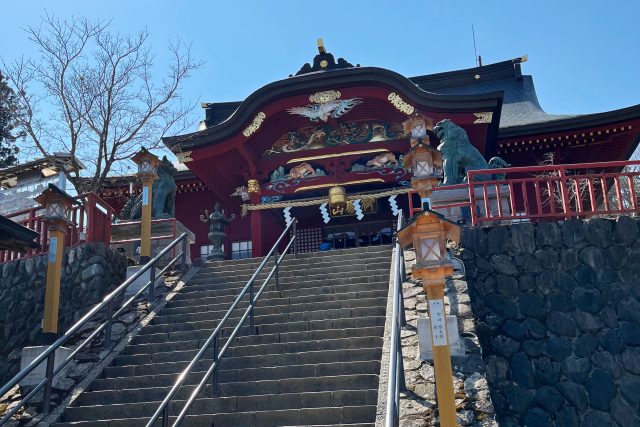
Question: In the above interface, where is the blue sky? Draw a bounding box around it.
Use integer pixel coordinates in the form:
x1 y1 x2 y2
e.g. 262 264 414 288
2 0 639 132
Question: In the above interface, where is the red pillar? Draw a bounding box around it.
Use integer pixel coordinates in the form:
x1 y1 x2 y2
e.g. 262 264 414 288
250 193 262 257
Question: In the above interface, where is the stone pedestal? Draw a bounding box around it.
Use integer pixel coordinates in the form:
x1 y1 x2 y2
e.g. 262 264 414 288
111 220 195 266
125 265 164 297
19 346 73 388
432 184 511 224
417 316 464 361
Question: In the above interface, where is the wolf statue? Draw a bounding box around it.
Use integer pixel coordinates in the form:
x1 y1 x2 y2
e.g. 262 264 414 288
434 119 510 185
122 156 177 220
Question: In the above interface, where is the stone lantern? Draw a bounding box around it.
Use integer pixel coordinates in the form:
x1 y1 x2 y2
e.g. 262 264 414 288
200 202 235 261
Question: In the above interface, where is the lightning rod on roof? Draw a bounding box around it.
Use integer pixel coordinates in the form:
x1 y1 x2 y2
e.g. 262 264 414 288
472 24 482 67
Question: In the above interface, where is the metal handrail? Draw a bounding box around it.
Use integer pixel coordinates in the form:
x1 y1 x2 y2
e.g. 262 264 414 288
0 233 190 425
147 219 297 427
386 211 407 427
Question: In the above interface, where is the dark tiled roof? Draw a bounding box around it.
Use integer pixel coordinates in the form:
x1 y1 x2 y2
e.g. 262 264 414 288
424 74 579 129
198 57 637 134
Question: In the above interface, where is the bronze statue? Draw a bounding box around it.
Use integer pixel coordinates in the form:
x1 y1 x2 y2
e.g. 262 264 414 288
122 157 177 220
434 119 510 185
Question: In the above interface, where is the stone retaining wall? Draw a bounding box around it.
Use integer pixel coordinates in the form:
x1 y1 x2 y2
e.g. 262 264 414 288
458 216 640 426
0 243 127 383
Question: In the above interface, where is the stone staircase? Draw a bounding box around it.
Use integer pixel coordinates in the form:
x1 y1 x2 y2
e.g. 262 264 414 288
53 245 393 427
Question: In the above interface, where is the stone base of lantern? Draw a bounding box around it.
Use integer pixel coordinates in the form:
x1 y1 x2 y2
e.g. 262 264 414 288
431 184 511 224
110 220 195 267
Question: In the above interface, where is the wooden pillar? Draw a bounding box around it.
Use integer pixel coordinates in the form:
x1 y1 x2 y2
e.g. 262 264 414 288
416 268 457 427
251 209 262 257
140 178 153 263
42 222 66 335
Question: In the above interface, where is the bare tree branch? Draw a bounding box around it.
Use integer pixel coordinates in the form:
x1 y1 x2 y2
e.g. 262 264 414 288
1 14 200 191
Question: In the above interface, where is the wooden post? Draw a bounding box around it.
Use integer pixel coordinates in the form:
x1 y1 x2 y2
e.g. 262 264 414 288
42 221 66 335
250 192 262 257
416 267 457 427
140 178 153 264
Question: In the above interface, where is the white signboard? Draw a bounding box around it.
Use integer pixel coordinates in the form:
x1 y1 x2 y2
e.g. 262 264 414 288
428 299 447 346
48 237 58 263
142 187 149 206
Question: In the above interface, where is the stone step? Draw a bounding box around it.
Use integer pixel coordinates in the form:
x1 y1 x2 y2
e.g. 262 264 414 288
140 305 386 335
160 288 388 315
190 262 391 286
184 268 391 289
151 296 388 326
126 325 384 355
197 255 391 277
202 245 392 270
53 244 390 426
133 315 386 345
90 360 380 392
113 336 382 367
174 276 389 301
62 389 377 423
77 372 380 405
101 348 382 381
56 404 377 426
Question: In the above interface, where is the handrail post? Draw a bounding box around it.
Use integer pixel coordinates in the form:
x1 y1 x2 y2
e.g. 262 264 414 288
148 261 156 301
42 352 55 414
162 407 169 427
274 249 280 291
292 219 297 259
249 280 255 335
103 299 114 349
181 235 188 271
212 334 219 396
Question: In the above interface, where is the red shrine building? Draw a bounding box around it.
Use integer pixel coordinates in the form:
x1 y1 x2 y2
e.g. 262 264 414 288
98 44 640 261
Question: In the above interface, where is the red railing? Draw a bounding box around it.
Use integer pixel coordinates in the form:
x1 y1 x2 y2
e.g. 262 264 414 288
1 193 114 263
407 160 640 226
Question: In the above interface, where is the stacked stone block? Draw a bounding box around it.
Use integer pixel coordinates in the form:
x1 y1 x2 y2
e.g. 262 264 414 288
459 216 640 427
0 243 127 384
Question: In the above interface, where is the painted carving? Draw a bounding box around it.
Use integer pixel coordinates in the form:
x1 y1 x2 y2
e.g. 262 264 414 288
264 121 406 156
269 164 326 183
434 119 510 185
230 186 250 201
366 153 398 168
287 98 362 122
288 162 316 179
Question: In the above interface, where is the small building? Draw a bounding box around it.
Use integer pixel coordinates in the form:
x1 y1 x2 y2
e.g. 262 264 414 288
0 154 83 217
99 46 640 261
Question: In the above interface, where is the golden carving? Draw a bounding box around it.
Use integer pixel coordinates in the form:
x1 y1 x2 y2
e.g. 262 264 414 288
247 179 260 193
287 148 389 164
473 112 493 124
243 112 266 137
330 199 377 217
176 151 193 163
388 92 415 115
309 90 341 104
294 178 385 193
320 60 328 68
